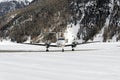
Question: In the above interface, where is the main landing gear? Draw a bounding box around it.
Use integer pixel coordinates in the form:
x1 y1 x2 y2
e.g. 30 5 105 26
71 41 77 51
46 48 49 52
71 45 75 51
72 48 75 51
62 49 64 52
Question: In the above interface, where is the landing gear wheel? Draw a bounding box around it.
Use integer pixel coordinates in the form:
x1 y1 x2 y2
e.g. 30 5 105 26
62 49 64 52
72 48 74 51
46 49 49 52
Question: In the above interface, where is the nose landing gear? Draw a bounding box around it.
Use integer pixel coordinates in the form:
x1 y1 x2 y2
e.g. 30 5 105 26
46 43 50 52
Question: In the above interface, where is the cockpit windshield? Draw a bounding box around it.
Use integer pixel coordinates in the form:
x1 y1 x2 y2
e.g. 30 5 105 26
58 37 65 40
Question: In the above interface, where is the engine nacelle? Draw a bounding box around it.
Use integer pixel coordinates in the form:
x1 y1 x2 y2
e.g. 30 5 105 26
45 42 51 48
72 41 78 48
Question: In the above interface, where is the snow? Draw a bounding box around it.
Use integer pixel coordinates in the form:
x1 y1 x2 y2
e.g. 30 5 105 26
104 0 114 29
64 4 85 43
93 28 104 42
0 41 120 80
86 1 95 7
64 23 80 43
24 36 31 43
10 14 17 19
0 0 33 2
0 0 33 4
6 14 17 23
117 0 120 6
93 0 115 42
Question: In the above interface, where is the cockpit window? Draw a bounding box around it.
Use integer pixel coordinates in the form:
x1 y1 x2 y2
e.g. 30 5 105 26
58 38 65 40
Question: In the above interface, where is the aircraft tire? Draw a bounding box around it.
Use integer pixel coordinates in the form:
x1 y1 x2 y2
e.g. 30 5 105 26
46 49 49 52
72 49 74 51
62 49 64 52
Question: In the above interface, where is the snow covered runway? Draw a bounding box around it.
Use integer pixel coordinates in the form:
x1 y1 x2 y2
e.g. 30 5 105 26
0 41 120 80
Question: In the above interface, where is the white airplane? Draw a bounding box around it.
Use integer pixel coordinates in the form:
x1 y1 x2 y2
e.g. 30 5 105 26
24 37 87 52
23 32 96 52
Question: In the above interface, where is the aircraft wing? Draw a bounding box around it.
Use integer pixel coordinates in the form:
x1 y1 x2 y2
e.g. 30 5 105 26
23 43 58 47
47 44 58 47
64 42 84 47
23 43 46 46
65 41 99 47
23 41 99 47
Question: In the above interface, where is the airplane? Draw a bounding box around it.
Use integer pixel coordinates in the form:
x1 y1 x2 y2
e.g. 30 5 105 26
24 37 87 52
23 32 96 52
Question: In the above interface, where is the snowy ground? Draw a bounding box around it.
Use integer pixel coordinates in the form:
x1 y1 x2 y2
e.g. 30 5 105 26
0 41 120 80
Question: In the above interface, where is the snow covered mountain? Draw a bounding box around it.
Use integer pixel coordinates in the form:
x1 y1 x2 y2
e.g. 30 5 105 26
66 0 120 42
0 0 33 3
0 0 120 43
0 0 33 16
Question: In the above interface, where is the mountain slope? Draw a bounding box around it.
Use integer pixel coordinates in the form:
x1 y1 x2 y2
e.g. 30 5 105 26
0 0 120 43
0 0 33 3
0 0 33 16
